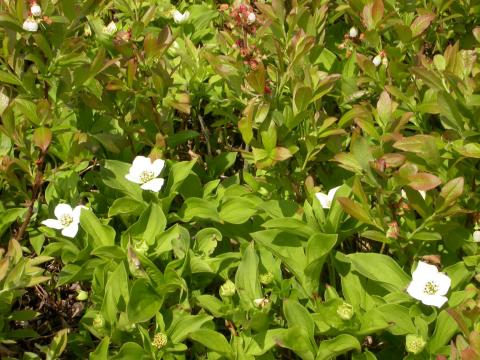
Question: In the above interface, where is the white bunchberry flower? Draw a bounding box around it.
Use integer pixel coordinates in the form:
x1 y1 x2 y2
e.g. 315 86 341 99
125 156 165 192
406 261 451 308
0 91 9 115
247 12 256 24
103 21 117 35
42 204 86 238
315 186 340 209
31 3 42 17
401 189 426 200
253 297 270 308
473 230 480 242
22 18 38 32
372 55 382 67
349 26 358 38
173 10 190 24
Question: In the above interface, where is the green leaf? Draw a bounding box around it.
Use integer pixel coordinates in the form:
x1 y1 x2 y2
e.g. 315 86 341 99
168 314 213 343
337 197 377 227
102 160 143 199
180 198 221 222
189 329 232 354
124 203 166 246
80 210 115 247
437 177 463 211
0 70 22 86
108 197 146 217
407 172 442 191
347 253 410 292
219 197 257 224
127 278 163 323
370 304 416 335
111 343 146 360
235 243 262 308
316 334 361 360
89 337 110 360
283 299 315 345
428 310 458 354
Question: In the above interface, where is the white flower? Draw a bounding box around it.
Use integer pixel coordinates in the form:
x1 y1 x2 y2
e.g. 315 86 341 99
315 186 340 209
125 156 165 192
22 18 38 32
173 10 190 24
31 3 42 17
247 12 256 24
372 55 382 67
42 204 86 238
473 230 480 242
406 261 451 308
103 21 117 35
253 298 270 308
349 26 358 38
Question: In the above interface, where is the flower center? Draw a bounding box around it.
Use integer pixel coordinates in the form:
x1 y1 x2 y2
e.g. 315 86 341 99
139 170 154 183
423 281 439 295
59 214 73 227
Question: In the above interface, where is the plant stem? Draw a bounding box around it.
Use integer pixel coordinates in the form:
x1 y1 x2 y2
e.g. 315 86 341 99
14 150 47 241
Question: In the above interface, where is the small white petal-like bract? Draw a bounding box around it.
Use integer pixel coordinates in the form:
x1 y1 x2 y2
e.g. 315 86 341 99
125 156 166 193
22 18 38 32
473 230 480 243
42 204 86 238
372 55 382 67
349 27 358 38
31 3 42 17
406 261 451 308
247 12 256 24
103 21 117 35
315 186 340 209
253 298 270 308
173 10 190 24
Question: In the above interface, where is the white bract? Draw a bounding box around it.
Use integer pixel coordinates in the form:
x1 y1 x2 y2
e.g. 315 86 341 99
315 186 340 209
23 18 38 32
31 3 42 17
473 230 480 242
247 12 256 24
372 55 382 67
349 26 358 38
173 10 190 24
406 261 451 308
125 156 165 192
253 298 270 308
103 21 117 35
42 204 86 238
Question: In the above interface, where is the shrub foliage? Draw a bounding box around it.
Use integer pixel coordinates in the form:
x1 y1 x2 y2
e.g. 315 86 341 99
1 0 480 358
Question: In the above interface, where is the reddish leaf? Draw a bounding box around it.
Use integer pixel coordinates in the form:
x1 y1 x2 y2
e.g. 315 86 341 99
337 197 375 226
410 13 435 37
32 127 52 152
408 173 441 191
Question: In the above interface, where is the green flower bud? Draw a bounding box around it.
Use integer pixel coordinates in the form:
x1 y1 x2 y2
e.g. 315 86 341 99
93 314 105 330
336 302 354 320
405 334 426 354
76 290 88 301
219 280 236 297
259 272 274 285
152 332 168 349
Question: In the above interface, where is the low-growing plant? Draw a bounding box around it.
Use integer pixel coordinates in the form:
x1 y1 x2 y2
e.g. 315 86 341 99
1 0 480 359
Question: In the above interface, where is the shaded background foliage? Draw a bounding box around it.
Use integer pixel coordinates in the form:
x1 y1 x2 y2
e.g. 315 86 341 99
1 0 480 358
